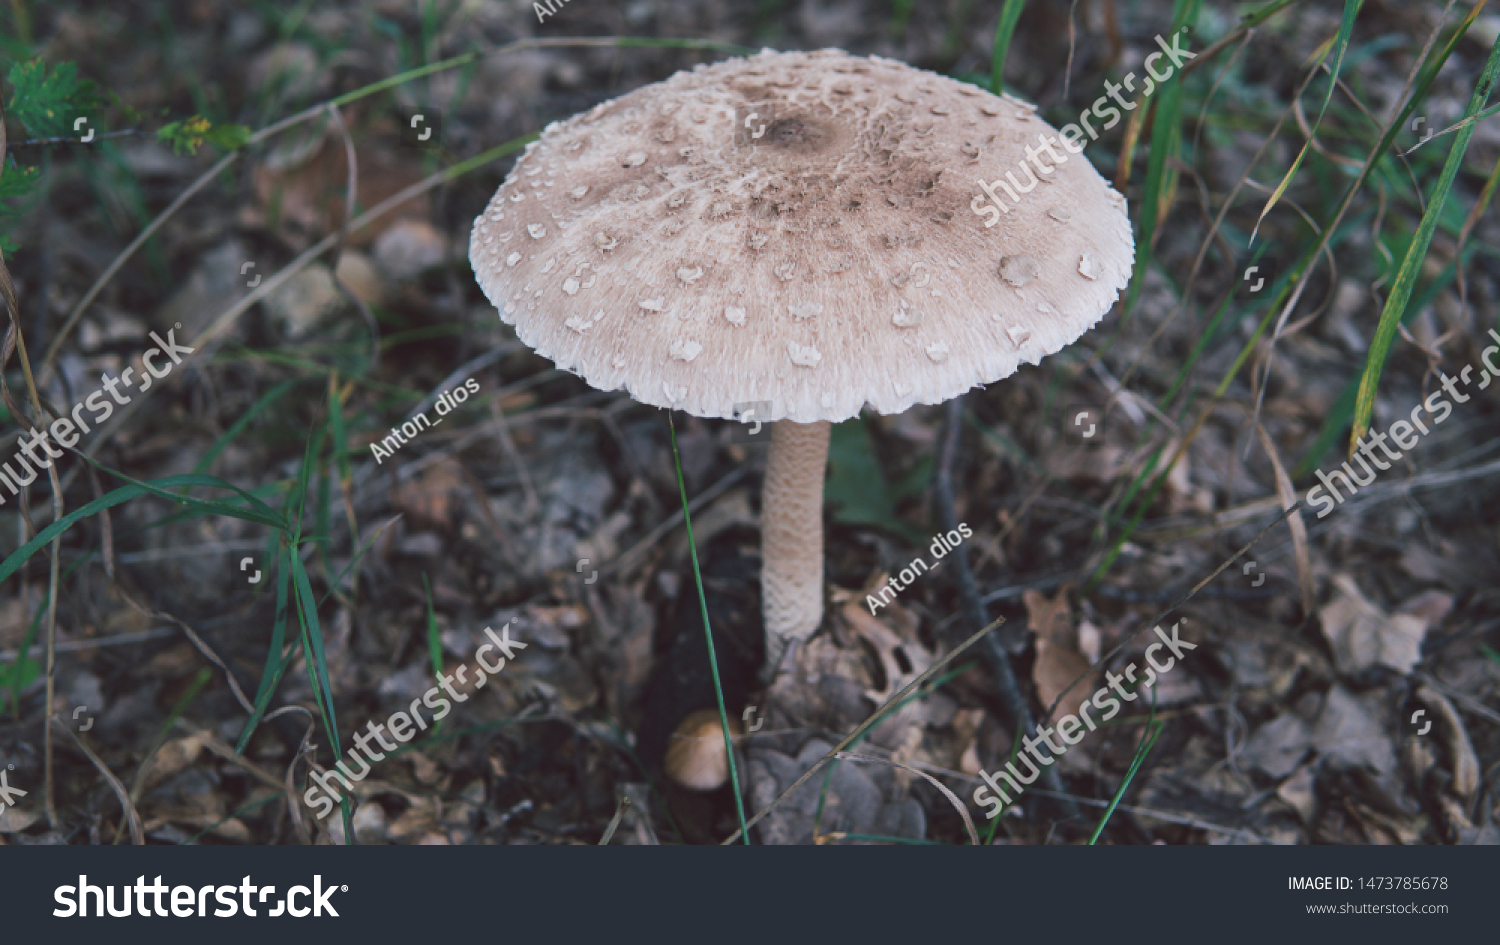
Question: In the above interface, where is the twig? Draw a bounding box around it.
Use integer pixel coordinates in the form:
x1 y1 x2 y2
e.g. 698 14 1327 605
935 396 1078 822
489 397 539 516
408 343 523 418
0 626 178 661
0 99 66 827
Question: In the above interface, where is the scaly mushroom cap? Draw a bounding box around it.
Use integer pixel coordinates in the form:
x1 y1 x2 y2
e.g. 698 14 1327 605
470 48 1133 423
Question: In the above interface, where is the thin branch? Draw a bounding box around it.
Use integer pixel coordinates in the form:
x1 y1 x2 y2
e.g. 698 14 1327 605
935 396 1078 822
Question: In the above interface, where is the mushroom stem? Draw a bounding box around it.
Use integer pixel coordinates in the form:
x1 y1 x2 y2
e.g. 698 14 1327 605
760 419 830 678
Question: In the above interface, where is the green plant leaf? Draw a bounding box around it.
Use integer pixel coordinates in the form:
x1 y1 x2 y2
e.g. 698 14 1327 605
989 0 1028 95
667 412 749 844
1248 0 1365 243
1351 29 1500 449
235 543 295 755
156 116 250 156
0 472 284 585
824 418 924 542
5 59 99 138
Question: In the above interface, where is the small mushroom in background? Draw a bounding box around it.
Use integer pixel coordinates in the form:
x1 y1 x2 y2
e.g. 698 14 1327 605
663 708 746 791
470 48 1133 681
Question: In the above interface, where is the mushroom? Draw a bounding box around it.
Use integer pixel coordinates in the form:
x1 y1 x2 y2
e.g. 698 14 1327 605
470 49 1133 678
663 708 745 791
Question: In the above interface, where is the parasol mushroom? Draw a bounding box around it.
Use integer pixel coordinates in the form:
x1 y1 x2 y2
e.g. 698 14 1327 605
470 48 1133 679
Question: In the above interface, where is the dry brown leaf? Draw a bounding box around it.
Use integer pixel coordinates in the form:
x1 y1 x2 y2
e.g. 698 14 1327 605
1023 586 1072 644
139 734 205 792
1398 590 1455 627
1277 764 1317 822
249 135 427 249
951 708 986 776
1024 587 1095 723
1416 684 1480 799
0 803 41 833
1044 443 1128 482
841 598 933 705
1319 574 1431 674
0 597 29 647
393 458 467 532
1312 685 1397 775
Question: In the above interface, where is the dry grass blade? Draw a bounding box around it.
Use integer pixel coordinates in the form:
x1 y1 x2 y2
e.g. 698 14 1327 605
721 618 1001 845
55 719 144 845
183 716 313 842
1240 0 1470 424
116 590 256 714
598 790 631 845
261 706 318 846
1254 421 1315 614
0 95 68 827
41 35 755 376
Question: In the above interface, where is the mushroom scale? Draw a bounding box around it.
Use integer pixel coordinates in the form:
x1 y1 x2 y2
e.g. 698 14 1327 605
469 48 1134 424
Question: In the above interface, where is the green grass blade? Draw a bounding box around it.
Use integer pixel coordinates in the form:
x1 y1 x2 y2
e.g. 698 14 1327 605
982 725 1025 844
289 550 355 842
1249 0 1366 243
0 472 284 585
421 572 445 737
989 0 1028 95
666 411 749 844
317 515 400 608
1089 715 1164 845
235 542 294 754
1292 241 1486 478
188 377 301 479
1119 0 1199 322
1351 30 1500 448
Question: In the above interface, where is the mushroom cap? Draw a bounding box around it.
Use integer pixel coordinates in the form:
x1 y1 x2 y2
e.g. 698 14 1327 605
470 48 1133 423
663 709 745 791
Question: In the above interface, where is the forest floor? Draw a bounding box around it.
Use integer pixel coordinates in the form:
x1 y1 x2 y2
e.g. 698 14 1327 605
0 0 1497 845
